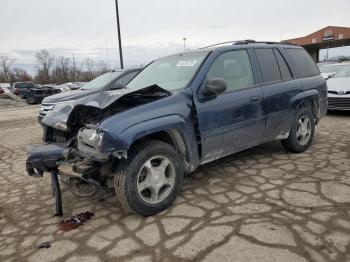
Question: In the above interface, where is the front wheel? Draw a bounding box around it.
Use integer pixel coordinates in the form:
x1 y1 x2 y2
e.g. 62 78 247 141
114 140 184 216
281 108 315 153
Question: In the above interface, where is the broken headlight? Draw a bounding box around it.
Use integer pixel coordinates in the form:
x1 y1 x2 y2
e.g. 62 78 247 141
78 128 104 149
90 131 104 148
77 128 109 160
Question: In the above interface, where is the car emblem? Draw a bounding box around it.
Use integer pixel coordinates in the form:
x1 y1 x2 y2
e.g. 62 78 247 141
338 90 346 95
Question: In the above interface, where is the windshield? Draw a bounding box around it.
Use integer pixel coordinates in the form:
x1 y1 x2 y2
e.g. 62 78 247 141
334 65 350 78
318 64 347 74
127 51 209 91
81 71 122 90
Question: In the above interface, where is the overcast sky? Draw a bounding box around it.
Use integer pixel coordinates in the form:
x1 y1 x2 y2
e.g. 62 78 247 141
1 0 350 74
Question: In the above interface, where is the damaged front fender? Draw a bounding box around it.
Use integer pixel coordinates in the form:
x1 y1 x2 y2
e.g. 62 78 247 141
41 85 171 132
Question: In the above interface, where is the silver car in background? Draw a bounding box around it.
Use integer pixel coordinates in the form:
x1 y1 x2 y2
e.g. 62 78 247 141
318 62 350 79
327 64 350 110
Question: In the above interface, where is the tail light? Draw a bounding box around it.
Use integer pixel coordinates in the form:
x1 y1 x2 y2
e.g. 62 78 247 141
0 88 4 94
14 88 19 95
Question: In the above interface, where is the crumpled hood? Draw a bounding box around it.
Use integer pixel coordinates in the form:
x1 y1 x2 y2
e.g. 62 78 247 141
327 77 350 92
41 85 170 131
42 89 97 103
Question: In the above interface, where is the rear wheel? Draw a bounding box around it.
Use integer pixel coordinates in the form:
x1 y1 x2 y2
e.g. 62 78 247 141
281 107 315 153
26 96 36 104
114 140 184 216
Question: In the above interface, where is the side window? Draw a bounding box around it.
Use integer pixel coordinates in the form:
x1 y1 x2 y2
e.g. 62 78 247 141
285 48 319 78
274 49 293 80
115 71 138 87
206 50 254 92
255 48 281 83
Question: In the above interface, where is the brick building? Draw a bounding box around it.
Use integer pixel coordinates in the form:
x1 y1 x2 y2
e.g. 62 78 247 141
286 26 350 62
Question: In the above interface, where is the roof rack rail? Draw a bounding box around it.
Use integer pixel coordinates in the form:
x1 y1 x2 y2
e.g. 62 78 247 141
243 41 297 46
201 40 256 49
201 39 297 49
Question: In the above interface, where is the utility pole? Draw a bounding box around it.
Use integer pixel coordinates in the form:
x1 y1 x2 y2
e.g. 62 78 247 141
106 41 111 71
115 0 124 69
183 37 187 51
326 41 330 61
72 53 76 82
280 27 283 42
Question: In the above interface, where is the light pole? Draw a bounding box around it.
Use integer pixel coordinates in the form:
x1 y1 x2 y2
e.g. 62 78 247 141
115 0 124 69
183 37 187 51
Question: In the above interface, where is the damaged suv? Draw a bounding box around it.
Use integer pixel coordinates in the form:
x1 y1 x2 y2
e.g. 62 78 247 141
27 40 327 216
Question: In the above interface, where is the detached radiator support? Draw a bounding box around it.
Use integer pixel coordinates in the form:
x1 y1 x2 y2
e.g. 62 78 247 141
50 169 63 216
26 144 67 217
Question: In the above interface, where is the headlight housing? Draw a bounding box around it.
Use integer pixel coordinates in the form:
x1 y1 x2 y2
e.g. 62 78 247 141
78 127 104 149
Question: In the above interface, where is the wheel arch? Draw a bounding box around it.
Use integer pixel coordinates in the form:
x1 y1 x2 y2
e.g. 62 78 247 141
112 115 199 173
128 128 194 173
291 89 320 123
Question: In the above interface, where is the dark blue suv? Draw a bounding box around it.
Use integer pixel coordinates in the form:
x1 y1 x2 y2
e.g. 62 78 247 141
27 40 327 216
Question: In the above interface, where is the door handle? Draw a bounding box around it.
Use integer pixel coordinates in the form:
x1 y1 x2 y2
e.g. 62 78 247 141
292 87 301 92
250 96 261 102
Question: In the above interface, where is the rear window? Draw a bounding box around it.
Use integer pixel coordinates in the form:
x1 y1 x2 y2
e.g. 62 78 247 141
285 48 319 78
255 48 281 83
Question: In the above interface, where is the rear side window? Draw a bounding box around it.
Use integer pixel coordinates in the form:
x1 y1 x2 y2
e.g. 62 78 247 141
274 49 293 80
285 48 319 78
255 48 281 83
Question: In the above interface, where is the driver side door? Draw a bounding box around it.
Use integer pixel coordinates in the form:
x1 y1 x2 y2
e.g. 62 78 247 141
193 49 265 163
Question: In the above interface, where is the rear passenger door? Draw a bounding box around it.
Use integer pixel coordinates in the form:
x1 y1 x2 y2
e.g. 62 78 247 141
254 48 300 139
194 49 265 163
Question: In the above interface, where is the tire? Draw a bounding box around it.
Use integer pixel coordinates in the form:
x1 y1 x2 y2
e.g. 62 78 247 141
281 107 315 153
114 140 184 216
26 96 36 104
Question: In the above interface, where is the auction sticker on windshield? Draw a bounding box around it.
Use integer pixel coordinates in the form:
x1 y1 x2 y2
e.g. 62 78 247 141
176 60 197 67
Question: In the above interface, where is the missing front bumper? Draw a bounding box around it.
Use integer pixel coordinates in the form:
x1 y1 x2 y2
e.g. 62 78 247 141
26 144 67 216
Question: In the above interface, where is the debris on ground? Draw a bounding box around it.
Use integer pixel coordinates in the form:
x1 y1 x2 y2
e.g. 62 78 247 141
58 211 94 232
0 92 25 102
0 93 26 108
38 241 51 249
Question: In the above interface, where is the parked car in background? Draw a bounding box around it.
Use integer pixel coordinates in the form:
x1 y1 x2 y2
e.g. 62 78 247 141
318 62 350 79
11 81 36 98
38 69 140 122
39 84 68 93
0 87 5 95
25 85 62 104
28 41 327 216
64 82 87 90
0 83 11 93
11 81 64 104
327 64 350 110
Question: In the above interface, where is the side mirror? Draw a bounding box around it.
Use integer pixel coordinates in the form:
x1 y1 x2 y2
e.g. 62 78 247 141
201 78 227 97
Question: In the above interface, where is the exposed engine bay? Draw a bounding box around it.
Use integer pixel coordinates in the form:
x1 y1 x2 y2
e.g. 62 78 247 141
35 85 171 202
43 85 170 143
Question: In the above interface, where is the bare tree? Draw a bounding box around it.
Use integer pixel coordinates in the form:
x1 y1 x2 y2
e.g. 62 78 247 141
35 49 54 83
84 58 96 81
0 56 15 82
96 61 109 75
10 67 32 82
52 56 71 83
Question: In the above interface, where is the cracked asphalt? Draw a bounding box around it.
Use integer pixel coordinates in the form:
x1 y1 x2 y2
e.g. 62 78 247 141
0 106 349 262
